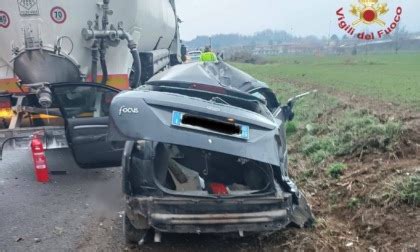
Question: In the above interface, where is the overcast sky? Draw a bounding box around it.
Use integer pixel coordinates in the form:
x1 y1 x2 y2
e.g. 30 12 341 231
176 0 420 40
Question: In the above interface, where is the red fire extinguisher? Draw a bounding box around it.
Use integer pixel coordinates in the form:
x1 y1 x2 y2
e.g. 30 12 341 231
31 134 49 183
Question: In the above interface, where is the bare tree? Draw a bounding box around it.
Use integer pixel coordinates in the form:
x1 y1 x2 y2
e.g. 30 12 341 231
394 26 409 54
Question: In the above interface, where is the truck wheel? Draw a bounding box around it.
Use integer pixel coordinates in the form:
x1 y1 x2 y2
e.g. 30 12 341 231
123 214 148 245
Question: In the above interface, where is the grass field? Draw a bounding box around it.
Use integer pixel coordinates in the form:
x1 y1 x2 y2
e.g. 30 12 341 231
233 53 420 109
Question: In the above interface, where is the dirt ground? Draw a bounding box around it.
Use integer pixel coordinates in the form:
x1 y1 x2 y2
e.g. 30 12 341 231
265 79 420 251
0 85 419 251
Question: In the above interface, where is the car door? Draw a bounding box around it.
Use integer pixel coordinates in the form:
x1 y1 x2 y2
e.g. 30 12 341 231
50 83 123 169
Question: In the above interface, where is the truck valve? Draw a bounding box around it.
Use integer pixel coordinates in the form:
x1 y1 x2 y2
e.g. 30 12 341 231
37 86 53 108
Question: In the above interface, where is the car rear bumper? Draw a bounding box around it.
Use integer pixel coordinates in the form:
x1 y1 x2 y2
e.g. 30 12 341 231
126 195 294 234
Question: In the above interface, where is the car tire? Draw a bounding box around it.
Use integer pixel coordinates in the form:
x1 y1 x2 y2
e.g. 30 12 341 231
123 214 148 245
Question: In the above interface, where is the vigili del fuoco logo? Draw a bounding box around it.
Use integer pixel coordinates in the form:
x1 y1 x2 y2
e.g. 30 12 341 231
336 0 403 40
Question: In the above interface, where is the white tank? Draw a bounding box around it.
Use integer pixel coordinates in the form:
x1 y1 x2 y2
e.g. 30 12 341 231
0 0 179 91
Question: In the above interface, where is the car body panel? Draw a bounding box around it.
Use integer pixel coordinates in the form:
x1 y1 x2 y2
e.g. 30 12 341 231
109 62 284 167
49 83 123 168
109 90 283 167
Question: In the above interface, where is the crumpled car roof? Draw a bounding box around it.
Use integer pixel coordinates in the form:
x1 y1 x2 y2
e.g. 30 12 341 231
147 62 280 111
147 62 270 94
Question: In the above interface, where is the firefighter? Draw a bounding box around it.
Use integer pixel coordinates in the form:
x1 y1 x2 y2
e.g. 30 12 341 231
200 46 218 62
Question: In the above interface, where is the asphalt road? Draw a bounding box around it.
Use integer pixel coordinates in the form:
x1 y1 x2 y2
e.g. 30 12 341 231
0 148 126 251
0 149 268 252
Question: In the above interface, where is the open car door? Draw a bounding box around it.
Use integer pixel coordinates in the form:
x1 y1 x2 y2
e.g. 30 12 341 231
50 83 123 169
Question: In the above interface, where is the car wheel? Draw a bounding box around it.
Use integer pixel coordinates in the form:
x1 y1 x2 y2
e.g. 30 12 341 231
123 214 149 245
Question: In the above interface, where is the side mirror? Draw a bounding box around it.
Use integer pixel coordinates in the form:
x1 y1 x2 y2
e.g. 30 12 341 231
273 90 318 121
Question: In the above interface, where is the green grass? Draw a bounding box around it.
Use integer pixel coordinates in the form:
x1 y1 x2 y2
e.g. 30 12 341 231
380 175 420 207
285 121 298 135
397 175 420 207
328 163 347 179
348 197 362 209
300 111 401 164
232 53 420 109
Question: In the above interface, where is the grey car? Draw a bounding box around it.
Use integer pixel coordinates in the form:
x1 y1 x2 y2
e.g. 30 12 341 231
46 62 314 244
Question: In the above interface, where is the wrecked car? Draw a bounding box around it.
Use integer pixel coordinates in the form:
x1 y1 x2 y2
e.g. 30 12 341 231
107 62 315 243
36 61 313 243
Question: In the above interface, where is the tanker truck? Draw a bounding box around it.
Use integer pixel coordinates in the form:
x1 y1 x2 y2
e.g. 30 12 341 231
0 0 181 150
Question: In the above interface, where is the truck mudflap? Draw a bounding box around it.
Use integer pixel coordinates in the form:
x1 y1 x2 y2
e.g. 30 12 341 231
0 126 68 160
126 194 314 234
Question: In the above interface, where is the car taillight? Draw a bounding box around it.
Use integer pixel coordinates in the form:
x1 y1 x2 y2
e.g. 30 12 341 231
190 83 226 94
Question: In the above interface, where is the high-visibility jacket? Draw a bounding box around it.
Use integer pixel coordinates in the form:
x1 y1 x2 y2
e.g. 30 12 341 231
200 52 218 62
